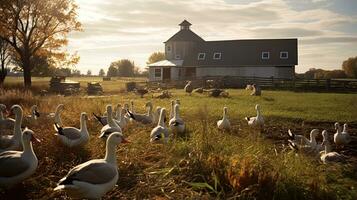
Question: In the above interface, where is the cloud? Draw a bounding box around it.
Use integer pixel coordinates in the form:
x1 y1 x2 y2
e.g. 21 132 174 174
69 0 357 74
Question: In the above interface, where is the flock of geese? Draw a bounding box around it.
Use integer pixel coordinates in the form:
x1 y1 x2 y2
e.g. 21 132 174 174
0 98 354 199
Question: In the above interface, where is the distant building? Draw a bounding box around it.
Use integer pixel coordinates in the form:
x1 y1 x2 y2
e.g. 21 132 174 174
148 20 298 82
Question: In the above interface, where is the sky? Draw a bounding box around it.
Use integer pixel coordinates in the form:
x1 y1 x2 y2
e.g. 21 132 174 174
69 0 357 74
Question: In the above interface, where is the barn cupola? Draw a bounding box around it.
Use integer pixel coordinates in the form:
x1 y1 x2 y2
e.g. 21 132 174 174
179 20 192 30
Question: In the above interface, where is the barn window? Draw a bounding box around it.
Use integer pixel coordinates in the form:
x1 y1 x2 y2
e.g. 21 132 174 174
280 51 288 59
154 68 161 78
198 53 205 60
262 52 270 59
167 45 171 52
213 52 222 60
175 54 181 59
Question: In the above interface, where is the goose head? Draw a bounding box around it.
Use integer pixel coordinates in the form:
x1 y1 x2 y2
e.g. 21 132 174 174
255 104 261 111
145 102 153 109
56 104 64 112
106 105 113 115
223 107 228 114
175 99 181 105
334 122 341 132
124 103 129 110
10 104 23 117
0 104 6 111
343 123 348 132
310 129 319 138
107 132 130 146
156 106 162 116
81 112 89 121
22 128 41 144
321 130 329 144
31 105 40 118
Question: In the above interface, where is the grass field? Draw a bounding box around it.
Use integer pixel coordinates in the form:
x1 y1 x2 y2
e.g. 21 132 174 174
0 78 357 199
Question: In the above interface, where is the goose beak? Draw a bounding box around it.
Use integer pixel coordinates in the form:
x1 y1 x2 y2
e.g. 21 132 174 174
6 110 13 117
122 138 130 143
31 135 41 143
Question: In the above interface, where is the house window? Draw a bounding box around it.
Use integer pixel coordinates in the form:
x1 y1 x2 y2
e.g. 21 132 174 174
280 51 288 59
198 53 205 60
262 51 270 59
154 68 161 78
175 54 181 59
167 45 171 52
213 52 222 60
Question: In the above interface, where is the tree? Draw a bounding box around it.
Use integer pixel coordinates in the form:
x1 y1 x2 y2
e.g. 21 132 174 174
87 70 92 76
99 68 105 77
342 56 357 78
147 52 165 64
107 64 118 77
117 59 135 77
107 59 135 77
0 0 81 87
0 39 11 86
72 69 81 76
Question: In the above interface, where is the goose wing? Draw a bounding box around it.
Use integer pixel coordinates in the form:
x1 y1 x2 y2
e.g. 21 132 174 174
57 160 117 185
100 125 121 138
54 125 82 140
0 151 29 177
128 112 152 124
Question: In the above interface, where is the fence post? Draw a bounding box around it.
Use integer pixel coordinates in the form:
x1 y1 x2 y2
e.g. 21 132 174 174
326 79 330 91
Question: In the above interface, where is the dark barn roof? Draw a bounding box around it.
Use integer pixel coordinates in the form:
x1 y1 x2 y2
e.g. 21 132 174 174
196 39 298 66
165 29 205 43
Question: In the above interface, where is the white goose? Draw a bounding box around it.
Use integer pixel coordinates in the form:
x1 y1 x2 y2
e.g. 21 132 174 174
169 104 185 134
169 100 175 120
321 130 346 164
288 129 319 147
0 105 24 152
27 105 40 120
217 107 231 130
99 105 122 138
244 104 264 129
153 106 162 125
334 122 351 147
54 112 89 147
114 106 127 130
151 108 169 143
123 103 131 124
47 104 64 127
0 104 15 130
0 128 39 188
93 104 121 126
127 102 154 125
54 132 129 199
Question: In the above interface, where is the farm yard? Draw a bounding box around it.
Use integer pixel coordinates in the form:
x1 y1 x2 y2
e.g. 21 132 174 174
1 77 357 199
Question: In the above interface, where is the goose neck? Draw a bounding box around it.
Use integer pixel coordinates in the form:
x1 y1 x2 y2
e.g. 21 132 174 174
14 110 23 139
80 116 88 133
158 111 165 126
23 140 36 159
104 142 117 165
0 110 4 120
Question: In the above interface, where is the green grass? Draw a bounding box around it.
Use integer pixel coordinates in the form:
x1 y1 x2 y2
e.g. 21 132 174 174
0 86 356 199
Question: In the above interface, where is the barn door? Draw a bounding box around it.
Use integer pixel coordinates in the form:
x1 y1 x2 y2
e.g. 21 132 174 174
163 68 171 81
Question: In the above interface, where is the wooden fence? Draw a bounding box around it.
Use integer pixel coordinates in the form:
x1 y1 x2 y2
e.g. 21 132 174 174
147 76 357 93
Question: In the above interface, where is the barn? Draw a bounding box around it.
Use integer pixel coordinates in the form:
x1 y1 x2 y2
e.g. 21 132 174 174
148 20 298 82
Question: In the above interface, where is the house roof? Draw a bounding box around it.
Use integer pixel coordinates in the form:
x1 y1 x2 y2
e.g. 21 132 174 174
193 39 298 67
165 29 205 43
148 59 184 67
179 20 192 26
